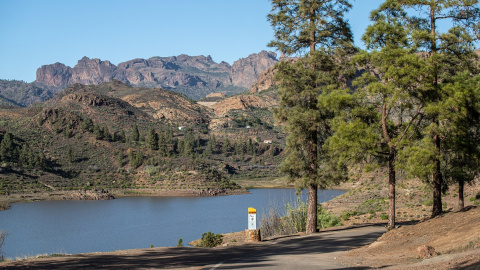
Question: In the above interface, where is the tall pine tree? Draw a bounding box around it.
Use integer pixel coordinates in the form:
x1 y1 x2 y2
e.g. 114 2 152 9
386 0 480 217
268 0 354 233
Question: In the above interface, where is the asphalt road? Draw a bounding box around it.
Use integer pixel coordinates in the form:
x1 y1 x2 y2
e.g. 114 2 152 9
2 224 385 270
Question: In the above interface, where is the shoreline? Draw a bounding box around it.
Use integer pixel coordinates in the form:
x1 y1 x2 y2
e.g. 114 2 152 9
0 187 250 211
0 182 350 211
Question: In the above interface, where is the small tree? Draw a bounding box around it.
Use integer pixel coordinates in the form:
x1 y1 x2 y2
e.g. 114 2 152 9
135 149 143 168
0 132 16 162
158 131 169 156
67 147 74 164
222 138 231 156
146 128 159 150
130 124 140 143
117 150 124 168
199 232 223 248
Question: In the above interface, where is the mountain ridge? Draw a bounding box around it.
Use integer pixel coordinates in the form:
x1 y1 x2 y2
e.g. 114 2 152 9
34 51 278 100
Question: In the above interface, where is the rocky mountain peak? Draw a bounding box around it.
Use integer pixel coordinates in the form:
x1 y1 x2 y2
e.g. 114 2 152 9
34 51 278 100
36 62 72 87
231 50 278 89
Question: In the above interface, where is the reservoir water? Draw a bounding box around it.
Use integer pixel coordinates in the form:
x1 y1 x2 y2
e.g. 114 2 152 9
0 189 344 259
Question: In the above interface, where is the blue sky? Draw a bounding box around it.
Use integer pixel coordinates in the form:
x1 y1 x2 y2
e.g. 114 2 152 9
0 0 383 82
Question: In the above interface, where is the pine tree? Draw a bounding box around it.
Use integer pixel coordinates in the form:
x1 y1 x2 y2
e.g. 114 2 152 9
379 0 480 217
36 152 47 170
81 117 94 132
248 138 254 155
222 138 231 157
206 137 213 156
135 149 143 168
128 149 135 168
268 0 354 233
118 150 124 167
67 147 74 164
146 128 159 150
93 124 103 140
183 138 194 158
0 132 15 162
158 131 169 156
119 130 126 143
172 138 179 155
18 145 30 167
327 1 428 230
130 124 140 143
102 126 111 141
440 73 480 210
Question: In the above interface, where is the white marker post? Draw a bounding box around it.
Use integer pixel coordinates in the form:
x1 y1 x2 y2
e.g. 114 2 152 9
245 207 261 242
248 207 257 230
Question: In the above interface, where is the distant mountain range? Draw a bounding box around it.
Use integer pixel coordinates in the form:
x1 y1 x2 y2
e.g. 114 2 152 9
0 51 277 107
35 51 277 100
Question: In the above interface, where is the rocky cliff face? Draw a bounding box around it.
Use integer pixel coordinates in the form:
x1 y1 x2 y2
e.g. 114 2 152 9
35 52 278 100
36 62 72 88
71 57 116 85
231 51 278 89
248 65 278 93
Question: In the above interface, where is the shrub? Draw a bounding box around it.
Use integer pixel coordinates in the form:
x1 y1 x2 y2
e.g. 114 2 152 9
380 213 389 220
177 238 184 247
260 201 341 238
341 212 351 221
317 205 342 229
423 199 433 207
469 196 479 205
199 232 223 248
285 201 307 232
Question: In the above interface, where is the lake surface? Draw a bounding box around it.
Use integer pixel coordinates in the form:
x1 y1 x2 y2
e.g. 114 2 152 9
0 189 344 259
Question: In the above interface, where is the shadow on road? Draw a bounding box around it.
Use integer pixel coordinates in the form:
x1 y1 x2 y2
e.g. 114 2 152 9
2 225 385 269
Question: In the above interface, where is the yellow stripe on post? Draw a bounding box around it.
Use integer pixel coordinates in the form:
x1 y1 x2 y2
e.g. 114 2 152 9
248 207 256 214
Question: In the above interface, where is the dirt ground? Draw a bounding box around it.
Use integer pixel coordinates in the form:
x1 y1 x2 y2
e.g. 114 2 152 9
186 206 480 269
339 206 480 269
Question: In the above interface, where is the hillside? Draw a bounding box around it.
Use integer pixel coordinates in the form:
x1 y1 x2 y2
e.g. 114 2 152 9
0 80 287 206
0 80 53 107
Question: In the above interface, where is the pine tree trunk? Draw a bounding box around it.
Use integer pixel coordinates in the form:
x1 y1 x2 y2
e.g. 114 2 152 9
306 182 318 234
432 134 443 217
458 179 464 211
388 150 396 230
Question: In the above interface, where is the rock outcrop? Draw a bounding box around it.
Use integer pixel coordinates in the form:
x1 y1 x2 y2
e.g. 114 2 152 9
66 189 114 200
34 52 278 100
71 57 116 85
211 94 278 116
231 51 278 89
248 65 278 93
36 62 72 88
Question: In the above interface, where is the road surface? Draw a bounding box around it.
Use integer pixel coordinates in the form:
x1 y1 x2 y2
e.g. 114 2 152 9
2 224 385 269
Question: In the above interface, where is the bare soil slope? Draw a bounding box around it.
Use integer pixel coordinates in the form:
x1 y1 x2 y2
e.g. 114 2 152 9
341 206 480 269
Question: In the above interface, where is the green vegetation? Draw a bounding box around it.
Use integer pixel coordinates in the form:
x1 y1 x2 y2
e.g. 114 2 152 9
325 0 480 230
268 0 355 234
260 200 342 238
176 238 184 247
199 232 223 248
0 80 286 196
468 197 479 205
